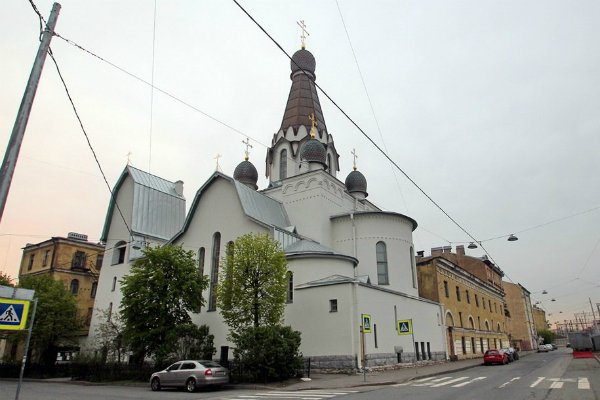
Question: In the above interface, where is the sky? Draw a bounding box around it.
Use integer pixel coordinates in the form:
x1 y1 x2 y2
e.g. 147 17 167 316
1 0 599 329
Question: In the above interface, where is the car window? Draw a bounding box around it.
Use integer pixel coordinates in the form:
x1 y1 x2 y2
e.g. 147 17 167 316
197 360 222 368
181 362 196 370
166 362 182 371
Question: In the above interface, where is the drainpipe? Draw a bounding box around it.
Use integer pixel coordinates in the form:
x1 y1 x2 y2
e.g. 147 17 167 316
350 213 357 277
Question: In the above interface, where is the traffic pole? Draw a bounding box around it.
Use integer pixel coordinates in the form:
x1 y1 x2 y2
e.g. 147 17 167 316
15 297 38 400
0 3 61 223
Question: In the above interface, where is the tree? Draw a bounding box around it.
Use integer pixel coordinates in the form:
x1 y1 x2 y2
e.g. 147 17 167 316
120 244 208 364
93 307 126 363
18 275 80 366
217 233 288 334
171 323 215 360
0 271 14 286
537 328 556 345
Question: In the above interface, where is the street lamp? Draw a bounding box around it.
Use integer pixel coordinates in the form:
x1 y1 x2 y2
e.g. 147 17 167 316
507 234 518 242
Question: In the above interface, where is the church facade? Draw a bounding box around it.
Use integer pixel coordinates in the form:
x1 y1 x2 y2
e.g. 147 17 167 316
88 46 447 368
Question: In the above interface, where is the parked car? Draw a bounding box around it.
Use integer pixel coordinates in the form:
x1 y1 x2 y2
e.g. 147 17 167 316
550 343 558 350
537 344 551 352
500 347 519 362
483 349 509 365
150 360 229 392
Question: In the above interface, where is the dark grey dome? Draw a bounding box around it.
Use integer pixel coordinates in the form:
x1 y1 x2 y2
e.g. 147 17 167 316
345 170 368 195
291 49 316 76
233 160 258 190
300 138 327 165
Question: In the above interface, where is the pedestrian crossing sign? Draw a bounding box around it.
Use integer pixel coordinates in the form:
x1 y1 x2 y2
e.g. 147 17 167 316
0 298 29 330
397 319 412 335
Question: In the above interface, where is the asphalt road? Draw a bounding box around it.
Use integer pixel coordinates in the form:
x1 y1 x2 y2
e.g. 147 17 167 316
1 349 597 400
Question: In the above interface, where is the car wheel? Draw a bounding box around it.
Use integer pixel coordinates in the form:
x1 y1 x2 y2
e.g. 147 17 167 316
150 377 161 391
186 378 197 393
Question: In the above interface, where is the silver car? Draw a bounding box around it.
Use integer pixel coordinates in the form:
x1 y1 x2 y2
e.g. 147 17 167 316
150 360 229 392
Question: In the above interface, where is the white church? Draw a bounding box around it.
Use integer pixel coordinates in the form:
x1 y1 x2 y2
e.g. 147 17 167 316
88 45 447 368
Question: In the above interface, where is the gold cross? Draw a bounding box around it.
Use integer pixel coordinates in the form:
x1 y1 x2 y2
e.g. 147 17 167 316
308 113 317 138
242 137 253 161
351 148 358 171
214 154 222 172
297 20 310 49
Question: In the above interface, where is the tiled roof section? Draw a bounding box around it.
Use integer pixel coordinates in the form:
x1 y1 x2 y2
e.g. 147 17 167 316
284 240 339 255
280 67 327 133
296 274 357 289
128 165 184 199
234 180 290 228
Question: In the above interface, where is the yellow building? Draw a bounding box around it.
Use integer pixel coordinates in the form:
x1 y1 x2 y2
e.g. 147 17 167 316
504 282 538 350
532 306 548 332
19 232 104 336
417 245 509 360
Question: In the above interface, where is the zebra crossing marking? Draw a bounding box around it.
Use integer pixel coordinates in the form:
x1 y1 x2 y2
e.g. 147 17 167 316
430 377 469 387
451 377 486 387
226 389 359 400
579 377 590 390
530 377 544 388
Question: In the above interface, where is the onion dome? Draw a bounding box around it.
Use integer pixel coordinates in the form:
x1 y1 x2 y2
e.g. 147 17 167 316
233 160 258 190
300 138 327 166
291 49 316 78
345 169 368 199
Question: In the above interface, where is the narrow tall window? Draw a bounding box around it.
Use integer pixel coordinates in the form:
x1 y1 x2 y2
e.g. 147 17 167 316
111 276 117 292
70 279 79 295
42 250 50 266
96 254 103 269
72 251 87 269
107 302 113 321
459 311 463 327
279 149 287 180
376 242 389 285
287 271 294 303
443 281 449 297
198 247 206 275
90 282 97 298
456 286 461 301
208 232 221 311
482 297 486 309
327 153 332 173
466 290 470 304
488 299 492 311
27 254 35 271
329 299 337 312
410 247 417 288
475 294 479 307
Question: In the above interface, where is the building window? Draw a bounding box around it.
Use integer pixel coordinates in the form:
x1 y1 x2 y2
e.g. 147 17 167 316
70 279 79 295
111 276 117 292
376 241 389 285
469 316 475 329
475 294 479 307
494 302 498 313
42 250 50 266
72 251 87 269
329 299 337 312
461 336 466 354
90 282 97 298
456 286 461 302
410 247 417 288
459 311 463 327
279 149 287 180
466 290 470 304
443 281 449 298
482 297 486 309
96 254 103 269
198 247 205 275
108 302 113 321
208 232 221 311
27 254 35 271
488 299 492 311
478 316 481 329
287 271 294 303
112 241 127 265
327 153 332 174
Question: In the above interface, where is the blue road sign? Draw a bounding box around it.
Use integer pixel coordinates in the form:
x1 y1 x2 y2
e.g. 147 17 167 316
0 298 30 330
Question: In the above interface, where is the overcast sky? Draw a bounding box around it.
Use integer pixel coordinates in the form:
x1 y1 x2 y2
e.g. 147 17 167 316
1 0 599 328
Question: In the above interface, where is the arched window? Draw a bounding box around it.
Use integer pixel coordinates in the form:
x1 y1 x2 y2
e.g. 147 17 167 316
469 316 475 329
198 247 205 275
286 271 294 303
208 232 221 311
485 320 490 331
112 241 127 265
497 323 501 332
279 149 288 180
90 282 97 298
376 241 389 285
111 276 117 292
70 279 79 295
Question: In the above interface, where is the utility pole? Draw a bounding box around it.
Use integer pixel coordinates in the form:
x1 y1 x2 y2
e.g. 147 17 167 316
0 3 61 223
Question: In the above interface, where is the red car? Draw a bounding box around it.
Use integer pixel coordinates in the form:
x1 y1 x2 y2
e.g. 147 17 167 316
483 349 509 365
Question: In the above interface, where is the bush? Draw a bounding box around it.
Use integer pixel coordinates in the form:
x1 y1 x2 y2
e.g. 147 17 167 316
232 325 302 382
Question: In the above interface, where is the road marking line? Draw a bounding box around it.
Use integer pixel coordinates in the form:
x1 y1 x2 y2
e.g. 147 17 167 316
413 376 453 386
255 394 330 399
550 381 563 389
451 377 486 387
431 377 469 387
499 377 520 388
413 377 437 383
530 377 545 388
578 377 590 390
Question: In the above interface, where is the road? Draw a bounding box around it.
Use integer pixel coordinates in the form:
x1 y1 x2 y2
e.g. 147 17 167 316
1 349 597 400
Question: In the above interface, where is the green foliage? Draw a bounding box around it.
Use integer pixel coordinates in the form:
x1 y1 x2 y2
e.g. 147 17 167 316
0 271 14 286
18 275 80 366
217 233 287 335
233 325 302 382
170 323 216 360
120 244 208 364
538 328 557 344
93 308 127 363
